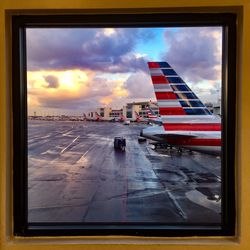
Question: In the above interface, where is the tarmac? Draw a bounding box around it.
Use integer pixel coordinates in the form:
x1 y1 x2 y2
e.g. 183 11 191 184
28 120 221 224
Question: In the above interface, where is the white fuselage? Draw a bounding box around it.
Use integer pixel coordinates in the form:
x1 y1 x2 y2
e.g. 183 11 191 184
141 125 221 155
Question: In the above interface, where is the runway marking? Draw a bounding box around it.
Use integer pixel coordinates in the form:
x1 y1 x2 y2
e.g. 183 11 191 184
76 144 96 164
165 188 187 220
40 134 51 139
63 131 73 136
41 149 58 155
60 136 80 154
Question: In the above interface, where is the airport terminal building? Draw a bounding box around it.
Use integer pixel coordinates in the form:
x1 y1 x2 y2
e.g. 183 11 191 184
93 101 159 120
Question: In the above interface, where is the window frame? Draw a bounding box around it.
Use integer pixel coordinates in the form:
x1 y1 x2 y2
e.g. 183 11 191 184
12 13 237 237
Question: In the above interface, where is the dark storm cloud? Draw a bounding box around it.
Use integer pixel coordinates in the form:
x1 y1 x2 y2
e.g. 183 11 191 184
26 28 151 73
43 75 59 88
162 27 222 82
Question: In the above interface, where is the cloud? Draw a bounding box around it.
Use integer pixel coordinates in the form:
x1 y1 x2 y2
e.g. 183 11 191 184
26 28 155 113
124 71 155 99
26 28 151 73
187 79 221 103
162 27 222 82
37 96 95 110
43 75 59 88
87 76 113 97
27 69 129 112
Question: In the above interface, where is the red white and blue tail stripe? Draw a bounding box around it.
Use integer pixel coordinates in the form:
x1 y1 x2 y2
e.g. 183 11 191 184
146 106 158 119
145 105 163 125
148 61 221 132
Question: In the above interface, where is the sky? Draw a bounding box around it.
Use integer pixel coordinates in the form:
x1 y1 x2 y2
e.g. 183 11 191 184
27 26 222 116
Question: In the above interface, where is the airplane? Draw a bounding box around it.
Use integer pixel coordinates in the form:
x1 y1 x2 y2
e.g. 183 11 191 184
109 113 126 122
86 112 101 121
145 106 162 125
121 114 131 125
146 105 158 119
119 114 126 122
95 112 102 121
134 110 155 123
95 112 116 122
134 111 143 122
140 61 221 155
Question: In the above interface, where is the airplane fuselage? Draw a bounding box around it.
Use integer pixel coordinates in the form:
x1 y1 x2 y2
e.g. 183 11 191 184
141 125 221 155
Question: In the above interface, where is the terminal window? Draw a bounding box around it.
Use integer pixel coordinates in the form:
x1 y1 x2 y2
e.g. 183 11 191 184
12 13 236 237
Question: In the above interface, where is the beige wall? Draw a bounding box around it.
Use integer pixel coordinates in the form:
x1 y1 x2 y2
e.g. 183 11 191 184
0 0 249 249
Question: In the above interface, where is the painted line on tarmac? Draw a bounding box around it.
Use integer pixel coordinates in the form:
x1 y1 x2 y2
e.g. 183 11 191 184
76 144 96 164
60 136 80 154
165 188 187 220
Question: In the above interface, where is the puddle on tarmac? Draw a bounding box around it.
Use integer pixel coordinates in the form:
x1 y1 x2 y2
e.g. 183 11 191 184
186 189 221 213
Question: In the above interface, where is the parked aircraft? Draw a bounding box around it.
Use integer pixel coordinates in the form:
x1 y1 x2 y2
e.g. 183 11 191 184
146 106 158 119
145 106 162 125
95 112 117 122
118 114 125 122
134 111 143 122
86 112 101 121
140 61 221 155
95 112 102 121
134 110 156 124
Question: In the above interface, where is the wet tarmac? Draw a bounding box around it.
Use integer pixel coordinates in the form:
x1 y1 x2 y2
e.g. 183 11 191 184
28 120 221 224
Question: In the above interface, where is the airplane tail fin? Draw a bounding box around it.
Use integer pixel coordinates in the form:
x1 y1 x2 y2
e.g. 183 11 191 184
146 106 158 119
134 111 141 122
148 62 221 131
95 112 101 121
148 61 212 116
120 114 125 122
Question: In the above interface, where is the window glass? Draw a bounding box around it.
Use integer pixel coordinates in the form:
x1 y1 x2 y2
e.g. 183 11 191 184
12 14 236 236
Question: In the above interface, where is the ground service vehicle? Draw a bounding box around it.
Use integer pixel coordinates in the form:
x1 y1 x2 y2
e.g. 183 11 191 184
114 137 126 151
